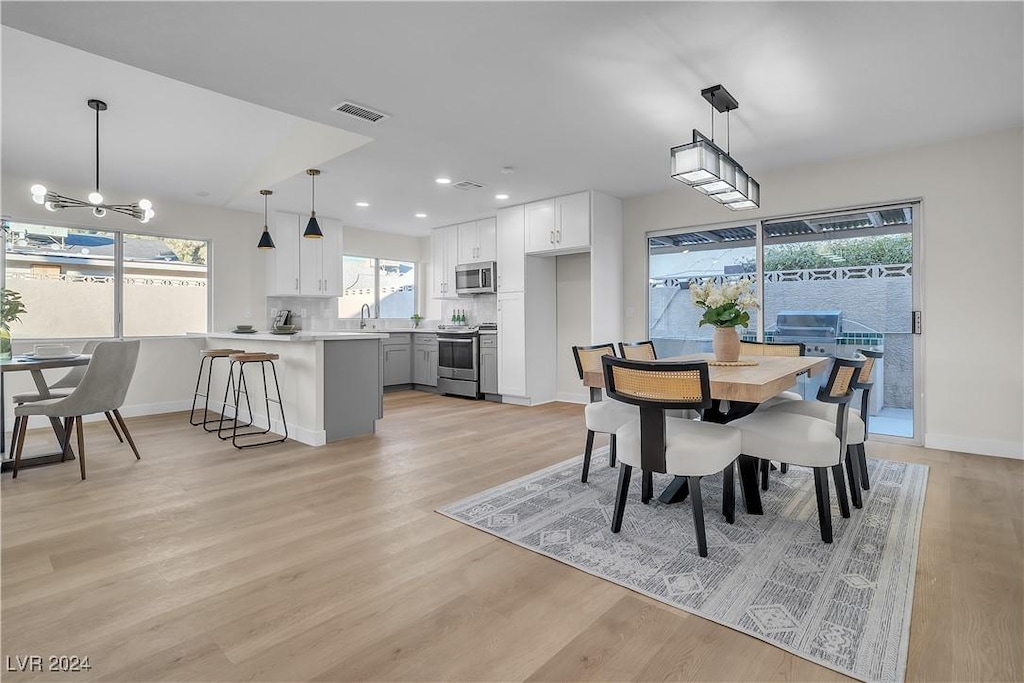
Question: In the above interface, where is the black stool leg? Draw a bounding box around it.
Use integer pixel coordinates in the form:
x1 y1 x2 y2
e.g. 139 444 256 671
231 360 288 449
189 355 210 426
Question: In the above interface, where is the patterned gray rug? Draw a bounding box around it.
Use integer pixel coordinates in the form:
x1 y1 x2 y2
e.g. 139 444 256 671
437 449 928 683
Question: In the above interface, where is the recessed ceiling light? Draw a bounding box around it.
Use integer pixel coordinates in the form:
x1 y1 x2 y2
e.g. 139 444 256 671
196 191 210 197
415 213 427 218
435 177 451 185
495 193 509 200
355 201 369 207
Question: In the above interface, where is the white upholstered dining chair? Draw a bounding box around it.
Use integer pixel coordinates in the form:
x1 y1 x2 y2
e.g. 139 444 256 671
572 344 636 482
730 356 866 544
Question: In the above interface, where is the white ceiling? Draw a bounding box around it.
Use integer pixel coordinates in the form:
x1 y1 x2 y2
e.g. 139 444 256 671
2 2 1022 237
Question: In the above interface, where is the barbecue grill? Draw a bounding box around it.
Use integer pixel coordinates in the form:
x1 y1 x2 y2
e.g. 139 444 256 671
772 310 842 357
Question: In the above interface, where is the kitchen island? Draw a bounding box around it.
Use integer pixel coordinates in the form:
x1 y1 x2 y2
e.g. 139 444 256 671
194 331 389 446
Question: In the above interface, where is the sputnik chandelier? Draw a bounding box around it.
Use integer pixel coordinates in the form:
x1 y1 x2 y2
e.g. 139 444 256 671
670 85 760 210
30 99 155 223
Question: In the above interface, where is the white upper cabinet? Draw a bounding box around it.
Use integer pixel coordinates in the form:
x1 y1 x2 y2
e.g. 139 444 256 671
267 212 302 296
266 212 343 297
524 191 591 255
457 218 497 263
496 205 525 293
430 225 459 298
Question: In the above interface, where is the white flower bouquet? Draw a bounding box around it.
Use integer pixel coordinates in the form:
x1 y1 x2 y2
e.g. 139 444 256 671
689 277 760 328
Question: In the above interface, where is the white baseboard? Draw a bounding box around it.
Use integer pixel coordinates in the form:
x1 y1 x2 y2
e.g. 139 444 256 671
925 433 1024 460
207 400 325 447
556 392 589 405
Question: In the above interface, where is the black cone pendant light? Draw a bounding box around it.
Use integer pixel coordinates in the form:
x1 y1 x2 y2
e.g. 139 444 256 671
303 168 323 238
257 189 275 250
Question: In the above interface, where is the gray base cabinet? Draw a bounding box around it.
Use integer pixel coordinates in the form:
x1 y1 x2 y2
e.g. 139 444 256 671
413 332 438 387
382 334 413 386
480 334 498 395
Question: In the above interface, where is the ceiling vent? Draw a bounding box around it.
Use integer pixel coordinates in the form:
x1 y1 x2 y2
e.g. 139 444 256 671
332 101 390 123
451 179 486 191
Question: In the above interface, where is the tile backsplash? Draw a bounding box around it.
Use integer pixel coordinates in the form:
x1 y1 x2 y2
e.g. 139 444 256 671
266 294 497 331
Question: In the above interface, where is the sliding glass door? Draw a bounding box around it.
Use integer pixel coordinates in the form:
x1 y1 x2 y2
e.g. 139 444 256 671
647 203 920 443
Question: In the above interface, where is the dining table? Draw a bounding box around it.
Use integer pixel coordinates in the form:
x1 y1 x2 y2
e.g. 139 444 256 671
0 353 91 471
584 352 831 515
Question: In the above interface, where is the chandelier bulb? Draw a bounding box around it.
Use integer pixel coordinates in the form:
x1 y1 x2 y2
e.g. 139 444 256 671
92 207 107 218
88 191 104 205
139 214 150 224
31 184 47 196
45 201 57 212
144 208 155 219
33 194 45 205
138 199 152 210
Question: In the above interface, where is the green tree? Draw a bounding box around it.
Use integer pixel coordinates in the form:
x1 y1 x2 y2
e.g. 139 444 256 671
747 235 912 271
164 238 207 265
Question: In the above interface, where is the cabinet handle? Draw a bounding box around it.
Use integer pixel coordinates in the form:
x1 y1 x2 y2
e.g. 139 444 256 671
295 278 299 291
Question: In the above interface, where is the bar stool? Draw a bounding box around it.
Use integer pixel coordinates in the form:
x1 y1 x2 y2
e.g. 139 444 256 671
217 352 288 448
190 348 247 432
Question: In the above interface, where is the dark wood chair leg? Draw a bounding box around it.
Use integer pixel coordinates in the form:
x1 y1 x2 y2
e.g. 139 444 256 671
112 410 141 460
737 454 763 515
780 463 789 474
760 458 770 491
844 446 864 509
608 434 617 467
722 461 735 524
857 443 870 490
831 463 850 518
641 470 653 504
611 464 632 533
9 416 20 456
688 476 708 557
76 416 87 480
12 414 28 479
813 467 833 543
581 430 595 483
104 411 124 442
60 416 74 461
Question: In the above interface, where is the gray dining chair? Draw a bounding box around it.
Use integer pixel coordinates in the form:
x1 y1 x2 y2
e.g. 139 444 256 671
9 340 124 452
11 340 141 480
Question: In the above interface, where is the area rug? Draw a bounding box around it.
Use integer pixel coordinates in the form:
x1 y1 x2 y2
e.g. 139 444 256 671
437 450 928 683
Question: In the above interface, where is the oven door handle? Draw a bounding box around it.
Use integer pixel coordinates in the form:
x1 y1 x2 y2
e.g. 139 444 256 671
441 338 475 343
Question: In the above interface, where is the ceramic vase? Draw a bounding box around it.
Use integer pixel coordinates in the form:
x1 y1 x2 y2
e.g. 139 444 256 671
712 326 740 362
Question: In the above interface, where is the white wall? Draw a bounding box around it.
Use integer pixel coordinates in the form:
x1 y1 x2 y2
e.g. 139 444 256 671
556 253 591 403
2 175 267 424
622 127 1024 459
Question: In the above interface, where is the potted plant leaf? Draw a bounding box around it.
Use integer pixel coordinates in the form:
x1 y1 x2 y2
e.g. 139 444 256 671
410 313 424 329
1 288 28 360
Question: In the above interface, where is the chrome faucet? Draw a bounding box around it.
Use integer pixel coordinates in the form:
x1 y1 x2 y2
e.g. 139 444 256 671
360 303 371 329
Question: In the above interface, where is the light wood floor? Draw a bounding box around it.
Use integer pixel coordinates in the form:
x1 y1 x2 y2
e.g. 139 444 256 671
2 391 1022 682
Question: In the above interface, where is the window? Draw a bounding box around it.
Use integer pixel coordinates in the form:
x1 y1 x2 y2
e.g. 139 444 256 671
123 234 208 337
338 256 416 319
2 220 209 339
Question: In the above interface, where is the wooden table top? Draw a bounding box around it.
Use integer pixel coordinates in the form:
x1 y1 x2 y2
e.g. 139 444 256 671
0 354 91 372
583 353 830 404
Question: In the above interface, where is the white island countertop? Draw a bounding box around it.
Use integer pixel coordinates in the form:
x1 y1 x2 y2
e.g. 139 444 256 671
193 331 391 342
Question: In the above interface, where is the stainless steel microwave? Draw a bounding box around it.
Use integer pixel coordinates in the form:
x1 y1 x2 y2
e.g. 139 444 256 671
455 261 497 295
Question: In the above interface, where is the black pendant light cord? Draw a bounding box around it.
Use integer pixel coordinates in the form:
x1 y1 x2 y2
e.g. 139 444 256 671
310 172 316 215
95 104 101 194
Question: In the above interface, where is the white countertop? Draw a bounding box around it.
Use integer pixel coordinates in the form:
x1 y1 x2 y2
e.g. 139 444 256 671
195 331 390 342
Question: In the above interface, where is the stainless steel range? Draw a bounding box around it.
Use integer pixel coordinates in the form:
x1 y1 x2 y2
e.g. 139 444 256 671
436 326 481 399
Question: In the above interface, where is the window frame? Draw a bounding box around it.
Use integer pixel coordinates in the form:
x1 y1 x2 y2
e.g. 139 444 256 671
1 215 212 340
338 254 417 320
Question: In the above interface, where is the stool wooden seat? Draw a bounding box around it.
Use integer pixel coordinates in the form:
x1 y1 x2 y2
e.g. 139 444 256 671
202 348 244 358
191 348 248 430
228 352 280 362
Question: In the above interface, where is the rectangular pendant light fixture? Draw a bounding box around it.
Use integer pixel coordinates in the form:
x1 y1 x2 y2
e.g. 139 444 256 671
669 85 760 211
